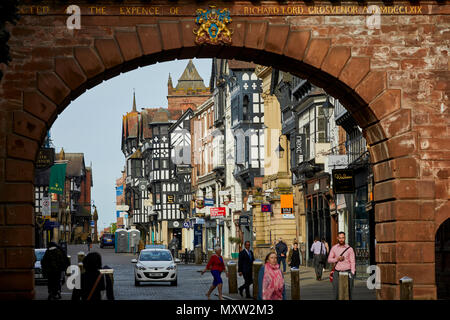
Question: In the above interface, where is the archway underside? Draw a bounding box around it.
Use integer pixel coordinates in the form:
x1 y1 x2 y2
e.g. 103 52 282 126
0 1 449 300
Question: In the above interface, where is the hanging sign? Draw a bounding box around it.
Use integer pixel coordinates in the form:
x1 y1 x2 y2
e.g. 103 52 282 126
204 198 214 206
36 148 55 170
261 204 272 213
210 207 226 217
332 169 355 194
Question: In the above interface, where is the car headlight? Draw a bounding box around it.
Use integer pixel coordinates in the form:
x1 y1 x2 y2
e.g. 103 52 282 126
167 264 176 270
136 264 146 271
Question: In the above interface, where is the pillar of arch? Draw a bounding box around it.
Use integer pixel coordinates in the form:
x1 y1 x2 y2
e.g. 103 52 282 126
0 0 448 300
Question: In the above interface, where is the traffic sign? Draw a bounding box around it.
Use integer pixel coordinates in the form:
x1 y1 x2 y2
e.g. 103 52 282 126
42 197 51 218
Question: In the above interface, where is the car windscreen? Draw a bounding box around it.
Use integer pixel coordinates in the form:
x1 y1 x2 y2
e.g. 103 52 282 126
139 251 172 262
35 250 46 261
103 234 114 239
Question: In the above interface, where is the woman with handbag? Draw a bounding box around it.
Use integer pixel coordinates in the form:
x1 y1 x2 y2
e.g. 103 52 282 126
72 252 114 301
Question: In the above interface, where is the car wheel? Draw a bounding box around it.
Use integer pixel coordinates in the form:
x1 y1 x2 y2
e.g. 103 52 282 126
170 279 177 286
135 279 140 286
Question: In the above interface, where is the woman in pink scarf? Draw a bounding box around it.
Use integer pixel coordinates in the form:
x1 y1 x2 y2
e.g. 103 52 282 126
258 252 286 300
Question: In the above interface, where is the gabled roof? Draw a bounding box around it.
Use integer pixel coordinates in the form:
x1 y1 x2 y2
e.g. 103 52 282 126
64 153 86 177
169 108 194 132
175 59 207 91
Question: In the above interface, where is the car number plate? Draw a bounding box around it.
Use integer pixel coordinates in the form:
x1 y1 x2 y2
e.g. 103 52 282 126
150 273 163 277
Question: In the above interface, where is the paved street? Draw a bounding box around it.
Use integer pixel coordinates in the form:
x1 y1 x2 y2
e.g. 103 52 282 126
34 244 376 300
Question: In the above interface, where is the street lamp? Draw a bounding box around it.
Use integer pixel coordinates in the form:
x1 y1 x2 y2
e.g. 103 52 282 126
322 97 334 142
275 135 285 159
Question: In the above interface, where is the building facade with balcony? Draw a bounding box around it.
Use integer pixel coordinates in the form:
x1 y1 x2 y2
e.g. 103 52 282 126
274 74 340 265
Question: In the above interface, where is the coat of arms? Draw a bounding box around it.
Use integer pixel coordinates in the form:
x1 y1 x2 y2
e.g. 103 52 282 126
194 6 232 45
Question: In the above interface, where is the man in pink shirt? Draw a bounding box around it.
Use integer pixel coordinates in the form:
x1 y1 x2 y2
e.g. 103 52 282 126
327 232 356 299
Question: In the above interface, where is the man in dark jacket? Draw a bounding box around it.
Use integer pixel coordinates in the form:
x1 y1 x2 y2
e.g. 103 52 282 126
41 242 70 300
238 241 254 298
275 238 288 273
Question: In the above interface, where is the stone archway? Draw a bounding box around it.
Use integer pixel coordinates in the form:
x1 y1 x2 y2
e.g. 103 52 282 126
0 0 448 300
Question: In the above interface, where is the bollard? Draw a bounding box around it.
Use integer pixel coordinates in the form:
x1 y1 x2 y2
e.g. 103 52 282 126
252 260 263 300
77 251 85 264
400 276 414 300
227 261 238 294
185 248 188 264
78 262 84 274
194 247 202 265
338 271 350 300
100 268 114 287
291 268 300 300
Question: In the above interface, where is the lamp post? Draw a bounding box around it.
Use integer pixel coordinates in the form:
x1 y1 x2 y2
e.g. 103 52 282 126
322 97 333 143
275 135 285 159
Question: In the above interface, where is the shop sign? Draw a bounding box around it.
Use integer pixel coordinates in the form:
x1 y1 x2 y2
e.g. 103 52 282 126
332 169 355 194
36 148 54 170
204 198 214 206
281 194 293 214
282 214 295 219
210 207 226 217
261 204 272 213
239 215 249 226
194 224 202 247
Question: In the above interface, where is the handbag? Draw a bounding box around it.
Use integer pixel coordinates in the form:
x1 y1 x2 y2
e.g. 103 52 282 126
319 243 327 264
329 247 351 283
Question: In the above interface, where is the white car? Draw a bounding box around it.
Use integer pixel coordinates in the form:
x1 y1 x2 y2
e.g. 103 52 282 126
132 249 179 286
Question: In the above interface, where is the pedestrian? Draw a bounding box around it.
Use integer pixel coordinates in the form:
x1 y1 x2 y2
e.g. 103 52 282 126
288 242 301 270
327 232 356 300
311 236 327 280
72 252 114 300
87 235 92 252
321 237 330 272
258 252 285 300
321 237 330 254
275 238 288 273
201 246 228 300
238 240 254 298
41 242 70 300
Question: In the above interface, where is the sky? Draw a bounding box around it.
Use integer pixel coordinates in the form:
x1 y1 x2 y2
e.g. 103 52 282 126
50 58 212 233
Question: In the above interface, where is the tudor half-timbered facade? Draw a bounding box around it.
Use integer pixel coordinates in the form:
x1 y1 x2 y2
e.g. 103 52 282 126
229 64 265 188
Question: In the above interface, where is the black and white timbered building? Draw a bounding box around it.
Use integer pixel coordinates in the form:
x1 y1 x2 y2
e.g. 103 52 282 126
229 66 265 188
